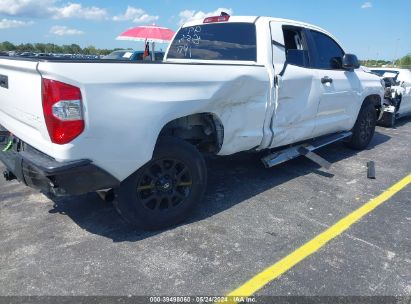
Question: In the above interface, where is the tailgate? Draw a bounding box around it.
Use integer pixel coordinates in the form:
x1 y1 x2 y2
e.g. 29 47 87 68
0 58 51 150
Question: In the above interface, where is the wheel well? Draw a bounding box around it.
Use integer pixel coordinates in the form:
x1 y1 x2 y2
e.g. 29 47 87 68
363 94 382 117
158 113 224 154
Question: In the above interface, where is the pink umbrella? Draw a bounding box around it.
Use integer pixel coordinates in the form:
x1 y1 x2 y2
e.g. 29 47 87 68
116 25 175 60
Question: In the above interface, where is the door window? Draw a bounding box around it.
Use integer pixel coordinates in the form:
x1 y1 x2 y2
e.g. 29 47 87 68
310 30 344 70
282 27 310 67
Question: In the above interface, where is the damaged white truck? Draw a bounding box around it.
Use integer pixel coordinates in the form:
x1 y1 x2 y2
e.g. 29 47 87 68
0 15 383 229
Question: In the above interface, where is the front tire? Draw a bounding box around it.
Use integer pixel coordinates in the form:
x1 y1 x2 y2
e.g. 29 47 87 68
113 137 207 230
345 102 377 150
379 111 396 128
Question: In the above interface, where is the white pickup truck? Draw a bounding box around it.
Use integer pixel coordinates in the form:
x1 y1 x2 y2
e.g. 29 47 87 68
0 14 383 229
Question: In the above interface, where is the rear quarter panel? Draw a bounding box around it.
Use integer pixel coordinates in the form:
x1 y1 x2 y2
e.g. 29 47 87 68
38 62 270 180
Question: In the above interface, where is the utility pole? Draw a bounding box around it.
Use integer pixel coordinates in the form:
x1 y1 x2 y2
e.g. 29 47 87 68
394 38 400 66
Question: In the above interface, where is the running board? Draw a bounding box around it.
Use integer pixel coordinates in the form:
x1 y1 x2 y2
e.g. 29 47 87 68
261 131 352 169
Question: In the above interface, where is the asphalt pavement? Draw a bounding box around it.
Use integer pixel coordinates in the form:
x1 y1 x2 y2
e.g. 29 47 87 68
0 117 410 299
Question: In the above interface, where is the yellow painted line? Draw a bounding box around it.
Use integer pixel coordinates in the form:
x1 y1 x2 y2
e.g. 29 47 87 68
227 174 411 300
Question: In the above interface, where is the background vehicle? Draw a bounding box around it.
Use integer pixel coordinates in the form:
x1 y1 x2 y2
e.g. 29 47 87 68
0 14 383 230
102 50 165 61
370 68 411 126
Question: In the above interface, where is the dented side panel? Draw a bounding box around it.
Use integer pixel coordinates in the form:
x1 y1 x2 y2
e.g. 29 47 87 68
269 64 320 148
36 62 270 180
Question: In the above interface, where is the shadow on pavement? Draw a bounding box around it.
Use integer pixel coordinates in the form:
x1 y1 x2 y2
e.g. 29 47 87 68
48 130 393 242
394 114 411 127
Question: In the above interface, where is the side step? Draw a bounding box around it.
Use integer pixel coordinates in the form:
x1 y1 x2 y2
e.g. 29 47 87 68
261 131 352 169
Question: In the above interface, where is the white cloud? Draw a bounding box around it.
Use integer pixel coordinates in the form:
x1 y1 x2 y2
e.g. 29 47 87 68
0 0 107 20
0 0 54 18
361 2 373 9
0 18 33 29
52 3 107 20
50 25 84 36
112 6 158 23
178 7 233 26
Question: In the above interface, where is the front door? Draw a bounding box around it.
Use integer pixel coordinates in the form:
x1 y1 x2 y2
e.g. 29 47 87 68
307 30 362 136
269 23 322 148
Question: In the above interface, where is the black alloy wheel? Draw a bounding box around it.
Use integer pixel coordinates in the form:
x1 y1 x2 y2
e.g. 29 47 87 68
137 158 193 211
114 136 207 230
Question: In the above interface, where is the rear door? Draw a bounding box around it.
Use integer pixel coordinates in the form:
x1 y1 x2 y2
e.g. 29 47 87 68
307 30 362 136
269 23 321 148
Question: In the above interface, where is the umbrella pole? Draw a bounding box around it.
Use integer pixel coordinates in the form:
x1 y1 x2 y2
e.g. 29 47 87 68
151 42 155 61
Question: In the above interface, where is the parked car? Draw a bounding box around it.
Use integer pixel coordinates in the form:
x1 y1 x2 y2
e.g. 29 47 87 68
0 14 383 230
369 68 411 127
102 50 164 61
19 52 36 57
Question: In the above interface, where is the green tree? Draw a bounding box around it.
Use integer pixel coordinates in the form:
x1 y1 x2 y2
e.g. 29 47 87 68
399 54 411 67
69 43 82 54
0 40 129 56
16 43 34 52
34 43 46 53
83 45 97 55
0 41 16 51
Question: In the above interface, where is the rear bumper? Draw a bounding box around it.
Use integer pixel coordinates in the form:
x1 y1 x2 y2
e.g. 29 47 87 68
0 129 119 196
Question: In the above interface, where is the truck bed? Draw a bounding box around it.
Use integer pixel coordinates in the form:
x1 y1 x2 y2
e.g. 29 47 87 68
0 56 261 66
0 56 270 180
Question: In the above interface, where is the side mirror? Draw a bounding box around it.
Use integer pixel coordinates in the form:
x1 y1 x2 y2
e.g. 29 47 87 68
342 54 360 70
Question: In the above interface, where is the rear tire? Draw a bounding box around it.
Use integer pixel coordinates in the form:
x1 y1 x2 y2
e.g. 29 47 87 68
345 102 377 150
113 136 207 230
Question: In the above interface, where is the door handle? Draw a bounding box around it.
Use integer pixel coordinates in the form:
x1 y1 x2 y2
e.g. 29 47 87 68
321 76 333 84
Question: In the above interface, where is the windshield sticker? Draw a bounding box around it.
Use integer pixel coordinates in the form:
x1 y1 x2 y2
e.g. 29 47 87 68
176 26 202 58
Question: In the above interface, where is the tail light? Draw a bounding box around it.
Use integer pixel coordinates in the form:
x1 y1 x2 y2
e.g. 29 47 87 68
42 78 84 144
203 15 230 23
203 12 230 23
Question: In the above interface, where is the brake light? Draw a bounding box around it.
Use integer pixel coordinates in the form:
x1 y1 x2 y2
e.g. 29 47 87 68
203 15 230 23
42 78 84 144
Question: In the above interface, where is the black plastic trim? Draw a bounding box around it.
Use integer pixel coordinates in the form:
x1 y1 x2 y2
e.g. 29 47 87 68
0 138 119 196
272 40 285 48
19 148 91 174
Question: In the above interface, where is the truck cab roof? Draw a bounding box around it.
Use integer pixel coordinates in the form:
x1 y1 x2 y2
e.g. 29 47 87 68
180 15 340 48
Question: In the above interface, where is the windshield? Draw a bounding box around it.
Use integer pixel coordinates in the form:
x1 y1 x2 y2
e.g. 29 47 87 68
103 51 134 60
371 69 399 77
167 22 257 61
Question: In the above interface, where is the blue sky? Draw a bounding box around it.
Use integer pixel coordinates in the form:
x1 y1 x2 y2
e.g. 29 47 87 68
0 0 410 59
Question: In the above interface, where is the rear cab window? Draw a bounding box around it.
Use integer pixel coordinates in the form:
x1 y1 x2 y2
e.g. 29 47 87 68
167 23 257 61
